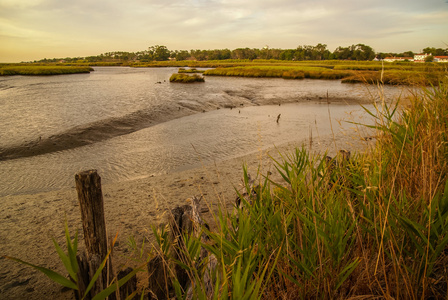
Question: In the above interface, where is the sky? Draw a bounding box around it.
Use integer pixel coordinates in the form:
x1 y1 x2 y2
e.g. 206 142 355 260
0 0 447 62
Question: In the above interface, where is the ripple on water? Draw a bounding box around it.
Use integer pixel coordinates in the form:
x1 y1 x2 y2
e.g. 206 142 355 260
0 102 374 196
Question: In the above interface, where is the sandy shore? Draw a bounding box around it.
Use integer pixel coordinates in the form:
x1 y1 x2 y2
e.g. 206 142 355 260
0 125 375 299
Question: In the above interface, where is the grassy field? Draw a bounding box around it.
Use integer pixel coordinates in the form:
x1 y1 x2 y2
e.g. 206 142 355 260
152 79 448 299
0 64 94 76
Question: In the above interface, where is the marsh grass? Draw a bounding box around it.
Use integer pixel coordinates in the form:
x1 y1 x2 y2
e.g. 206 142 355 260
178 68 205 74
152 79 448 299
0 65 93 76
4 61 444 85
203 66 352 80
169 73 205 83
204 64 445 85
341 70 444 86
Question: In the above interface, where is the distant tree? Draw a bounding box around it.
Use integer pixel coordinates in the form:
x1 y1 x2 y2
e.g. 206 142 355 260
333 46 353 60
313 43 329 60
207 49 231 60
433 48 448 56
421 47 448 56
190 49 208 61
352 44 375 60
425 55 434 63
332 44 375 60
259 46 271 59
376 53 388 60
279 49 296 60
231 48 257 60
402 51 414 58
172 50 190 61
151 45 170 61
423 47 436 55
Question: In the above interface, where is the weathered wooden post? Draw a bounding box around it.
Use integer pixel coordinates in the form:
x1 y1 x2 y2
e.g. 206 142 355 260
75 169 112 298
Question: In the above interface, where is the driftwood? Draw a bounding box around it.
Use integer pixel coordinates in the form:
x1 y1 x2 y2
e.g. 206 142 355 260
116 267 138 300
75 170 137 300
146 197 218 299
75 169 112 299
73 170 226 299
147 254 171 300
185 196 217 300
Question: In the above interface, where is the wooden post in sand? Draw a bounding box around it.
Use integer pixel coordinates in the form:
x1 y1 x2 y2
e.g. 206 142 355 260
75 169 111 298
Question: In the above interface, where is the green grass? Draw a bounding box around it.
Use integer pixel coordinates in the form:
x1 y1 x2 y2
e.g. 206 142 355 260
341 69 445 86
152 79 448 299
203 65 352 80
169 73 205 83
202 63 445 85
177 67 205 74
0 65 94 76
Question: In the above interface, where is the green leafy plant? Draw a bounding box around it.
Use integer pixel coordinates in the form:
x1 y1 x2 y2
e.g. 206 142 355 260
4 220 143 300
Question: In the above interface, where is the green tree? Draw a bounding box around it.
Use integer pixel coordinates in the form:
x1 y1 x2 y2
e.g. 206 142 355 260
173 50 190 61
148 45 170 61
231 48 257 60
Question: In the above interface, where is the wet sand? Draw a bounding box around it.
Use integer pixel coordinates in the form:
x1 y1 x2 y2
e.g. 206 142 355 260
0 127 375 299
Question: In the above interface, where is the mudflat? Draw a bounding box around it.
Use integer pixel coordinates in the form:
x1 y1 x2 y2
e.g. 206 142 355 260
0 127 374 299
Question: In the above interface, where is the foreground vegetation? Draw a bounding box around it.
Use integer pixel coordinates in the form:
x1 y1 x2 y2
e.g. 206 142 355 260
0 64 93 76
151 79 448 298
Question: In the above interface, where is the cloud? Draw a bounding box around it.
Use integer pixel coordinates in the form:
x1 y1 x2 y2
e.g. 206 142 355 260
1 0 447 62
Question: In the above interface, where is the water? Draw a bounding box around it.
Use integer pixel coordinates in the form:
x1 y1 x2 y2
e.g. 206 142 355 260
0 67 408 196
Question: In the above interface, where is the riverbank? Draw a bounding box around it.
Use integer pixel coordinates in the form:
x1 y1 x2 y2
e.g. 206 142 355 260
0 129 373 299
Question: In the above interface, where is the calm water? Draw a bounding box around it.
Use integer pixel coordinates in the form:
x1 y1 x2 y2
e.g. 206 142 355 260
0 67 408 196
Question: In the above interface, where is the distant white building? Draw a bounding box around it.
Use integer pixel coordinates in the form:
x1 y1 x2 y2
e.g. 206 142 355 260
414 53 430 62
383 57 414 62
434 56 448 63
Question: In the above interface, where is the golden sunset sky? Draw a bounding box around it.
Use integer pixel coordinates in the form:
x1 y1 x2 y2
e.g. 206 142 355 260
1 0 447 62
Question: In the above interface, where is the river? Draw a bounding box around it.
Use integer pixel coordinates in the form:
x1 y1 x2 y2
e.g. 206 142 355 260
0 67 409 196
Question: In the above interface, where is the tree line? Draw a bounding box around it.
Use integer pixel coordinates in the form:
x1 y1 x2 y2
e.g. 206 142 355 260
37 44 448 63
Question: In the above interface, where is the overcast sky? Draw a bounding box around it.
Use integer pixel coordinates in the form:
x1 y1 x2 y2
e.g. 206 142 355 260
1 0 447 62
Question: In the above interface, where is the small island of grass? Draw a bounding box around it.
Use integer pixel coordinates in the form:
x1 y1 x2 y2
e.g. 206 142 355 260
169 73 205 83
